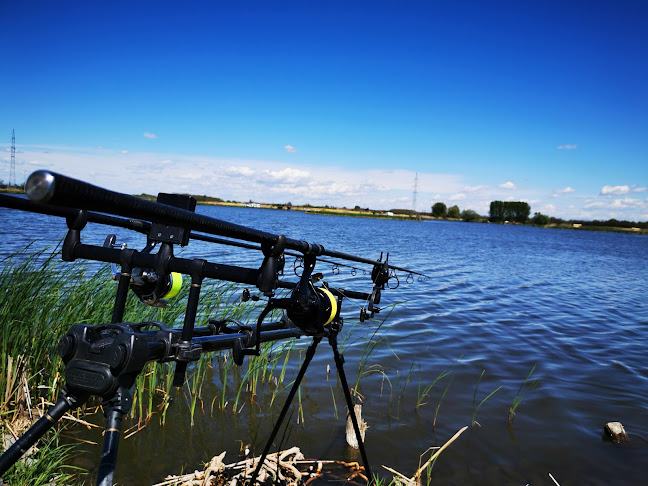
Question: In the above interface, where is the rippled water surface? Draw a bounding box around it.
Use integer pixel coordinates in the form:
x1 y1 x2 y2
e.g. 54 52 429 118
2 203 648 485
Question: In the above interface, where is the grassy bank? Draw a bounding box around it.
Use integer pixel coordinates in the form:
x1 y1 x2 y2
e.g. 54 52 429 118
0 187 23 194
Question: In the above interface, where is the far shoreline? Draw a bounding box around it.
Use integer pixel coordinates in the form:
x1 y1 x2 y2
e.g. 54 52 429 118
2 187 646 235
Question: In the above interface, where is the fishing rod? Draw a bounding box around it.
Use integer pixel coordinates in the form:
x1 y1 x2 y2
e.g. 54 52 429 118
0 194 384 304
24 170 428 275
0 170 429 485
0 193 429 282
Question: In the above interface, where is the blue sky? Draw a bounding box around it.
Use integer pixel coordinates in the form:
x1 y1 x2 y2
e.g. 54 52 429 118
1 0 647 220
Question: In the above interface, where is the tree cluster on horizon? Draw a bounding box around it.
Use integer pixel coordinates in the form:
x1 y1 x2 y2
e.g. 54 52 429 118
488 201 531 223
431 202 483 222
431 200 553 225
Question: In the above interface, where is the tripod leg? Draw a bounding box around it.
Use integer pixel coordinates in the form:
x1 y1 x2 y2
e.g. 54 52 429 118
330 334 373 483
97 387 132 486
249 336 322 484
0 387 85 476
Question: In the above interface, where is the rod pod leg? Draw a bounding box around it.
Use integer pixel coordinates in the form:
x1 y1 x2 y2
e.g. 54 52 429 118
249 336 322 484
97 387 132 486
0 387 86 477
330 332 373 483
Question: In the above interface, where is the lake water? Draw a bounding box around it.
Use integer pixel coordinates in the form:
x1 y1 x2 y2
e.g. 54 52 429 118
2 201 648 485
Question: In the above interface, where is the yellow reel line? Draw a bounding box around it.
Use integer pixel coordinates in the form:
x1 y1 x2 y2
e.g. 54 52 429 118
164 272 183 299
319 287 338 326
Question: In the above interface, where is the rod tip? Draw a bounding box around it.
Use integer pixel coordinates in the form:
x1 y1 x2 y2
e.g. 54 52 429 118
25 170 56 203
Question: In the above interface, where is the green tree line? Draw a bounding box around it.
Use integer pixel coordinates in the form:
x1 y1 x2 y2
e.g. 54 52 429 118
431 200 545 225
431 199 646 228
489 201 531 223
431 202 481 222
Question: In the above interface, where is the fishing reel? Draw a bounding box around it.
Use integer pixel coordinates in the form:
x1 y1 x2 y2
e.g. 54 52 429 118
269 254 339 335
285 278 338 335
104 235 182 308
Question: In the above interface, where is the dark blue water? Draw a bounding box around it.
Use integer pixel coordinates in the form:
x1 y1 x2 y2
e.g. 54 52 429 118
2 202 647 485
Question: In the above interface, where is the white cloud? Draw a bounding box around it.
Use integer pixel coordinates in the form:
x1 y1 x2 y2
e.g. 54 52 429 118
553 186 575 198
263 167 310 183
284 145 297 153
13 144 461 211
556 186 574 194
463 185 489 193
540 204 556 213
225 166 255 177
601 185 629 195
7 142 647 220
609 198 647 209
584 201 606 209
143 132 158 139
557 144 578 150
178 172 203 180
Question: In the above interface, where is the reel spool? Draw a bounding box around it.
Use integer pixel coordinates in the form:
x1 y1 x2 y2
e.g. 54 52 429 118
286 284 338 335
267 252 341 335
104 234 182 308
129 268 182 308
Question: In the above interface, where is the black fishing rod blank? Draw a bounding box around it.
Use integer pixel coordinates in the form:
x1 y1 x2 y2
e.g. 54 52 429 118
0 193 150 234
26 170 316 252
24 170 427 277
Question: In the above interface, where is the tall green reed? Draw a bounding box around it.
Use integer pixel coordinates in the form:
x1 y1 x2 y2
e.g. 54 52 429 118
508 363 539 424
0 247 264 426
471 369 502 429
433 378 453 431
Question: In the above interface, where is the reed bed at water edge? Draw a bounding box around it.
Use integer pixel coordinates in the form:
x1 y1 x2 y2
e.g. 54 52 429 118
1 246 545 485
0 247 258 425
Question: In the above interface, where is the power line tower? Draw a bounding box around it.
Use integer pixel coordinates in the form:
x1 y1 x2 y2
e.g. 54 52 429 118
9 129 16 186
411 172 418 215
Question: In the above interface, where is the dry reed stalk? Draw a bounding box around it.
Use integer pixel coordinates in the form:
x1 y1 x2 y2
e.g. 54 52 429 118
23 375 33 421
58 414 100 429
382 425 469 486
153 447 305 486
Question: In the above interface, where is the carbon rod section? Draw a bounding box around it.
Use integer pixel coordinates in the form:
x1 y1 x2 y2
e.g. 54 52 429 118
25 171 312 251
1 194 373 300
7 182 427 278
195 328 303 353
0 193 150 233
23 171 426 277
